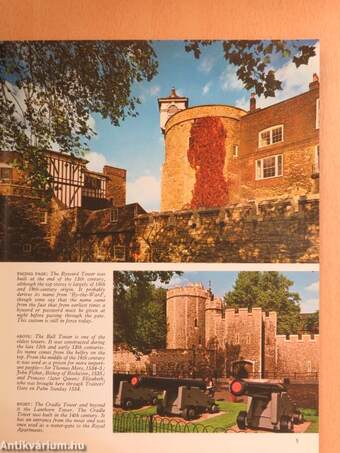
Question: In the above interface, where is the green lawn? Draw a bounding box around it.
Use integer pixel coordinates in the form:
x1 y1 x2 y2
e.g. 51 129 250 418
113 402 319 433
302 408 319 433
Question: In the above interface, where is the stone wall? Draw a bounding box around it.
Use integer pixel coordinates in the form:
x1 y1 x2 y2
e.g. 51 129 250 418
0 193 319 263
276 334 320 376
103 165 126 207
134 195 319 263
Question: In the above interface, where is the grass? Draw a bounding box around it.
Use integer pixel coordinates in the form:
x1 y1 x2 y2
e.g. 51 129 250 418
113 402 319 433
301 408 319 433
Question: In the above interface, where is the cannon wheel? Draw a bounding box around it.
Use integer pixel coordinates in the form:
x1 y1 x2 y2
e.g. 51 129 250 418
236 411 248 430
293 412 304 425
208 404 219 414
183 406 196 420
151 397 159 406
280 415 294 432
123 398 134 410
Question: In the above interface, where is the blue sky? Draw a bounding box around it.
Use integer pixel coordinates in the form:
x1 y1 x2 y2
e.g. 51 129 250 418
85 40 319 211
162 271 319 314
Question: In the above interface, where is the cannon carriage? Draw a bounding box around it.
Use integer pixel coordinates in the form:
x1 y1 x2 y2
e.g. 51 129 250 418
113 373 159 410
130 375 219 420
229 378 304 432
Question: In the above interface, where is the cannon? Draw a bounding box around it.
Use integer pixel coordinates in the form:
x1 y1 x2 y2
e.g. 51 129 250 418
130 375 219 420
113 373 159 410
229 378 304 432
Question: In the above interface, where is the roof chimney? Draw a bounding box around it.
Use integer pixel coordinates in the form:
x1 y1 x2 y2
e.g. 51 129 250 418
249 92 256 112
309 73 320 90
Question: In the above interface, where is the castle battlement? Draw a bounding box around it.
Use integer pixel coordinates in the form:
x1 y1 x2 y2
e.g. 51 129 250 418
276 334 319 343
167 284 209 300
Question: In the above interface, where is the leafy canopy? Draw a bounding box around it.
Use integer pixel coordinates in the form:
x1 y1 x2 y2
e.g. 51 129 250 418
224 271 302 335
185 40 316 97
0 40 158 196
113 271 181 352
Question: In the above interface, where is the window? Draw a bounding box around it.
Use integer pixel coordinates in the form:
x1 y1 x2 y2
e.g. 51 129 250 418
259 125 283 147
316 98 320 129
113 245 126 261
306 361 312 373
22 244 31 253
235 333 240 344
194 318 198 328
314 144 320 174
256 155 283 180
38 211 48 225
110 208 118 223
0 167 12 180
233 144 239 158
246 334 251 345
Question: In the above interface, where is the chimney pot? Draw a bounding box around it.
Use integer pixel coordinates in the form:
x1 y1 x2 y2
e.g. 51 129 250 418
250 93 256 112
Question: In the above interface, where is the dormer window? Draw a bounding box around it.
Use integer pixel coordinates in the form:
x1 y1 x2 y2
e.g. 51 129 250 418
259 125 283 148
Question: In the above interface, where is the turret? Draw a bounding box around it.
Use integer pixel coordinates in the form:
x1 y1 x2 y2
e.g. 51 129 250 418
158 87 189 133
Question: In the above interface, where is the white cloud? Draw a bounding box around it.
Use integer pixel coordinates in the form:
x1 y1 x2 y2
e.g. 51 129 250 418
234 41 320 110
167 275 191 288
147 85 161 96
199 56 215 74
87 114 96 134
235 96 249 111
202 82 212 96
85 151 108 172
300 298 319 313
254 42 320 109
220 66 244 92
305 281 319 293
127 175 160 211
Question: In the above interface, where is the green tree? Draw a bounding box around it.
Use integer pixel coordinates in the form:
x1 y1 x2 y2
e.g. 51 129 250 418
0 41 158 197
185 40 316 97
300 311 319 334
113 271 181 352
224 271 301 335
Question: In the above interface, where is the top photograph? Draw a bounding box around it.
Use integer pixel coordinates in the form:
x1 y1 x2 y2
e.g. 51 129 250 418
0 40 319 263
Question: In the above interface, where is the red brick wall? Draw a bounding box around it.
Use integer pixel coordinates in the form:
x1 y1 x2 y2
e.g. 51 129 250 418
103 165 126 207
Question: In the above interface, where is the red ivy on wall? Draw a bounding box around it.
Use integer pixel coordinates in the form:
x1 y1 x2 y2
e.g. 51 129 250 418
187 117 228 209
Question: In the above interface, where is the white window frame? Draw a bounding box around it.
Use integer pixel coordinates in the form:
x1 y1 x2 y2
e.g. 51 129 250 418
316 98 320 130
232 144 239 158
38 211 48 225
314 144 320 174
255 154 283 180
258 125 284 148
110 208 118 223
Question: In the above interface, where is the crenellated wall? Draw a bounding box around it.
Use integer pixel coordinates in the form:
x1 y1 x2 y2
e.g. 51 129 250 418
134 195 319 263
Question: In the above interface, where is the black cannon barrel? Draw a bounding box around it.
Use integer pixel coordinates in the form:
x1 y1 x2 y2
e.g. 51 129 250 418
113 373 134 392
131 375 207 391
230 379 288 397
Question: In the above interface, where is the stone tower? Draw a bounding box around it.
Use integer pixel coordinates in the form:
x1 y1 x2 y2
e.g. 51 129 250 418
158 87 189 133
166 284 208 349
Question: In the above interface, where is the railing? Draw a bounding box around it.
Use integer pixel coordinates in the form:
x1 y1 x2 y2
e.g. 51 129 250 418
112 410 239 433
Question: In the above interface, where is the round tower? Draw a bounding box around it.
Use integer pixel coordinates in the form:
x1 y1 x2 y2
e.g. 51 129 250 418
205 296 224 348
160 104 247 212
166 283 208 349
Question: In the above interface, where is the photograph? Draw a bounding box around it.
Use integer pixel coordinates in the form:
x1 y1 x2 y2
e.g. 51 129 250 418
113 270 319 433
0 39 319 263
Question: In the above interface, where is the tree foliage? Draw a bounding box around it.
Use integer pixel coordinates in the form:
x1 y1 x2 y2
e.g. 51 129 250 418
185 40 316 97
113 271 181 352
0 41 158 197
224 271 302 335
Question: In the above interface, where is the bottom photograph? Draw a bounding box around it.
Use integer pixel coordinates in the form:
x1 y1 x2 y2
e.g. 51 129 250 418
112 270 319 433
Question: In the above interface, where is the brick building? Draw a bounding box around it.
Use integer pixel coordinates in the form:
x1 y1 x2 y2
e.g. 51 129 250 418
0 75 319 262
159 76 319 211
